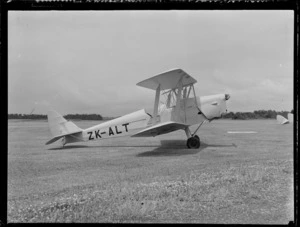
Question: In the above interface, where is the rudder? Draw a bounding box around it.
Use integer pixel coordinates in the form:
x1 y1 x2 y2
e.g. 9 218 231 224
47 110 83 137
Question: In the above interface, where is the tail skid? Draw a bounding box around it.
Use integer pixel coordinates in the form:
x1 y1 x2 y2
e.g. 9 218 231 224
46 110 83 145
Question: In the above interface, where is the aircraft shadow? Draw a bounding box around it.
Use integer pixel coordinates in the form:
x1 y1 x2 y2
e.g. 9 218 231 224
47 144 158 150
136 140 237 157
48 141 237 153
48 145 89 150
204 143 237 148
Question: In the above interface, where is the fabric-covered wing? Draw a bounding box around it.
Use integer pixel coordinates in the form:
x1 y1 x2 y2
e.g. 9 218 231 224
131 121 188 137
137 68 197 90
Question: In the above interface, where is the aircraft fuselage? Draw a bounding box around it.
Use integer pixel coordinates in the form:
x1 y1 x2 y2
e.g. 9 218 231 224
62 93 229 145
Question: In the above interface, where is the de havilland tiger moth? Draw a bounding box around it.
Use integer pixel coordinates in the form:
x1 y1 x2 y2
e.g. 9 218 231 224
46 68 230 149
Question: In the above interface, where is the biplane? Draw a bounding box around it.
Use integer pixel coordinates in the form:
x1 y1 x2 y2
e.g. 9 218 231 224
46 69 230 148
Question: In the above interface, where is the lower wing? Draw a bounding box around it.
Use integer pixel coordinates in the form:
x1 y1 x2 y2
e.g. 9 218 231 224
131 121 188 137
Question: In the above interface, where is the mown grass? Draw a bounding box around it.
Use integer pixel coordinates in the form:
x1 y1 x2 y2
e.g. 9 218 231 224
8 159 293 223
8 120 294 223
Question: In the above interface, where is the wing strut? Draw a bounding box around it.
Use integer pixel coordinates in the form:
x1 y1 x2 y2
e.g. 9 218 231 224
174 77 183 122
192 84 198 109
184 120 206 139
152 84 161 123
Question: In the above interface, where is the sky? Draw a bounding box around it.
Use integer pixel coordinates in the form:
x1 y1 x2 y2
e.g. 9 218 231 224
8 10 294 116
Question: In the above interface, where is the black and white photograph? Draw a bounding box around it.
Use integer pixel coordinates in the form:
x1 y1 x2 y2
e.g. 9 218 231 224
7 9 294 223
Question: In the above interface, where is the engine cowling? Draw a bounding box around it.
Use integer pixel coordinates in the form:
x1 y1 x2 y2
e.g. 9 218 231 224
198 94 230 120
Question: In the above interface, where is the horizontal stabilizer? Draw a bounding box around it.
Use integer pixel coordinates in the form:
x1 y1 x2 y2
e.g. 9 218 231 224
131 121 188 137
45 131 82 145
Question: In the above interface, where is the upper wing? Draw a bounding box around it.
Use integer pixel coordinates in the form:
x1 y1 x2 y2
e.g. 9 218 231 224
131 121 188 137
137 68 197 91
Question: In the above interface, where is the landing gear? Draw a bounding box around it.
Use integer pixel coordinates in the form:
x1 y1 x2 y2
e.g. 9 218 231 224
61 137 66 147
185 122 205 149
193 135 200 141
187 135 200 149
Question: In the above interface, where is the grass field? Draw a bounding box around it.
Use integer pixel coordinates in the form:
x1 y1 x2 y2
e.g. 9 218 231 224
7 119 294 223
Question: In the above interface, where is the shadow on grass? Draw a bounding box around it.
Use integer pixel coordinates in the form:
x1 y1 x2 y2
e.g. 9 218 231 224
136 140 237 157
48 141 237 153
48 145 89 150
207 143 237 148
48 144 159 150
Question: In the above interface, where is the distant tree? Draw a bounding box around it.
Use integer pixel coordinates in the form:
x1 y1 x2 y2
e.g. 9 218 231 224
8 113 103 120
8 114 47 119
221 109 293 120
222 112 234 119
64 114 103 120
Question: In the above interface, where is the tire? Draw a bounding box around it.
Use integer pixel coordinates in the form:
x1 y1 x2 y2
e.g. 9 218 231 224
194 135 200 141
187 137 200 149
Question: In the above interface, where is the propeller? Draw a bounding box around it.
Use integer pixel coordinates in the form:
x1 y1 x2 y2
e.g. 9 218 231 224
223 87 232 101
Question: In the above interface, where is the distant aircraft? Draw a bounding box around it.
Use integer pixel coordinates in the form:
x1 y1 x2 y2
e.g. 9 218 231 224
46 69 230 149
287 113 293 123
276 115 289 124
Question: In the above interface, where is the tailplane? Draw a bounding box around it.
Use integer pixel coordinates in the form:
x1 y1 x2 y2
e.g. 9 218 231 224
46 110 83 145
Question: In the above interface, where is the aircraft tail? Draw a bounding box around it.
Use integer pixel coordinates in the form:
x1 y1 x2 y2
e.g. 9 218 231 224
276 115 289 125
46 110 83 145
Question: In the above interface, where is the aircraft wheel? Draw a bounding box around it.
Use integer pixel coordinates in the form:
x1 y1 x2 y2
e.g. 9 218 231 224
194 135 200 141
187 137 200 149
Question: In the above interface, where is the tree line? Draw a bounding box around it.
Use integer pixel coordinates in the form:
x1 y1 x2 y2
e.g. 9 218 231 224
8 113 103 120
8 110 293 120
222 110 292 120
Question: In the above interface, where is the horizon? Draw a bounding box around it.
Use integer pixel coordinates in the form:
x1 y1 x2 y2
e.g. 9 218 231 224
8 109 294 117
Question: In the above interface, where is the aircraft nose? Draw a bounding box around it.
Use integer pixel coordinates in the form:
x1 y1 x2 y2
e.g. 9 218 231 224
225 94 230 100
